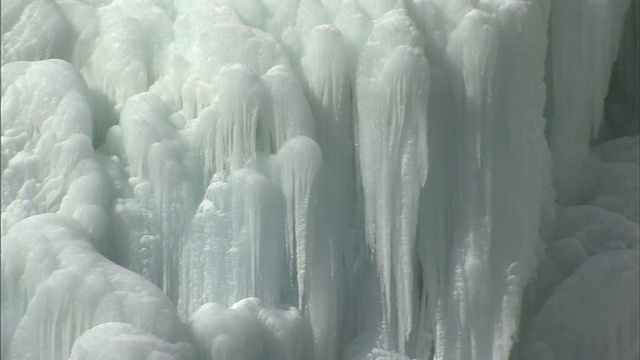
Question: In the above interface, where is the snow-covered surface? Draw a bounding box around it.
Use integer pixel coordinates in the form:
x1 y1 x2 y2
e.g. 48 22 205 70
1 0 638 359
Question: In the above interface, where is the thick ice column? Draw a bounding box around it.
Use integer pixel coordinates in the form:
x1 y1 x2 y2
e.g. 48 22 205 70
298 25 357 359
357 10 429 352
272 136 323 311
260 64 316 153
117 92 196 300
230 169 287 305
443 10 499 359
409 62 455 360
215 64 262 173
302 165 352 360
440 3 553 359
547 0 633 204
178 178 234 318
178 169 286 318
488 3 553 358
301 25 353 174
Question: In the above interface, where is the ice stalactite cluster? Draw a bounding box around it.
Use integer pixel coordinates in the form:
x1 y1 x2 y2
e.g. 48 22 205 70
1 0 638 360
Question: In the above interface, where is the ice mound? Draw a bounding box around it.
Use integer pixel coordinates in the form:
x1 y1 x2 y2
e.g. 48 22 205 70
190 298 313 360
520 134 640 359
1 214 190 360
555 205 639 255
1 59 115 253
69 322 197 360
521 250 639 360
0 0 72 65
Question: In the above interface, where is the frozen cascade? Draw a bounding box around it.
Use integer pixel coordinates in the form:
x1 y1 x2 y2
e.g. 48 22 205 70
546 0 633 205
1 1 638 360
115 91 197 300
272 136 323 311
260 64 315 154
356 9 429 353
177 168 286 317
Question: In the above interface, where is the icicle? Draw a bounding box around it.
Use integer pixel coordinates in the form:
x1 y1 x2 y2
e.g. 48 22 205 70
260 64 316 153
215 64 261 174
231 168 286 305
178 177 234 317
445 9 498 359
119 92 195 299
357 10 430 351
178 169 286 317
272 136 323 311
301 24 353 175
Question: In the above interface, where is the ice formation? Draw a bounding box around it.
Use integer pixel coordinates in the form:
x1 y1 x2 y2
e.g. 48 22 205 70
1 215 194 360
1 0 638 360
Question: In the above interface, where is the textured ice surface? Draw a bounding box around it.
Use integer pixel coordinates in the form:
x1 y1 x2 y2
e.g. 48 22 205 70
1 214 191 360
69 322 198 360
1 0 638 359
521 250 639 360
190 298 313 360
547 0 634 204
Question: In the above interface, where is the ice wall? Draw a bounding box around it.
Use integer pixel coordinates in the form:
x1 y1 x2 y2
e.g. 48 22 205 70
546 0 633 205
1 0 638 360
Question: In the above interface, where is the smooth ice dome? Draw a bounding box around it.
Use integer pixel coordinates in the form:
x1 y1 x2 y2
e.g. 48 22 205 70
1 0 638 360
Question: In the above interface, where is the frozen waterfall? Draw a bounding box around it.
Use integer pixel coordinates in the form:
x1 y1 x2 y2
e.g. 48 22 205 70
1 0 638 359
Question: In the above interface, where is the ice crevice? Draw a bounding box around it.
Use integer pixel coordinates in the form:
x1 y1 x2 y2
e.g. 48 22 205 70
1 0 638 360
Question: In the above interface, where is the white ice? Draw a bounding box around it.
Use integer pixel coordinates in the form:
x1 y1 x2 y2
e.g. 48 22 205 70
1 0 638 359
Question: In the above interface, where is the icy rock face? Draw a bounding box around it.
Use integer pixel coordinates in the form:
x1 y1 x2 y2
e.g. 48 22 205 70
1 0 639 360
